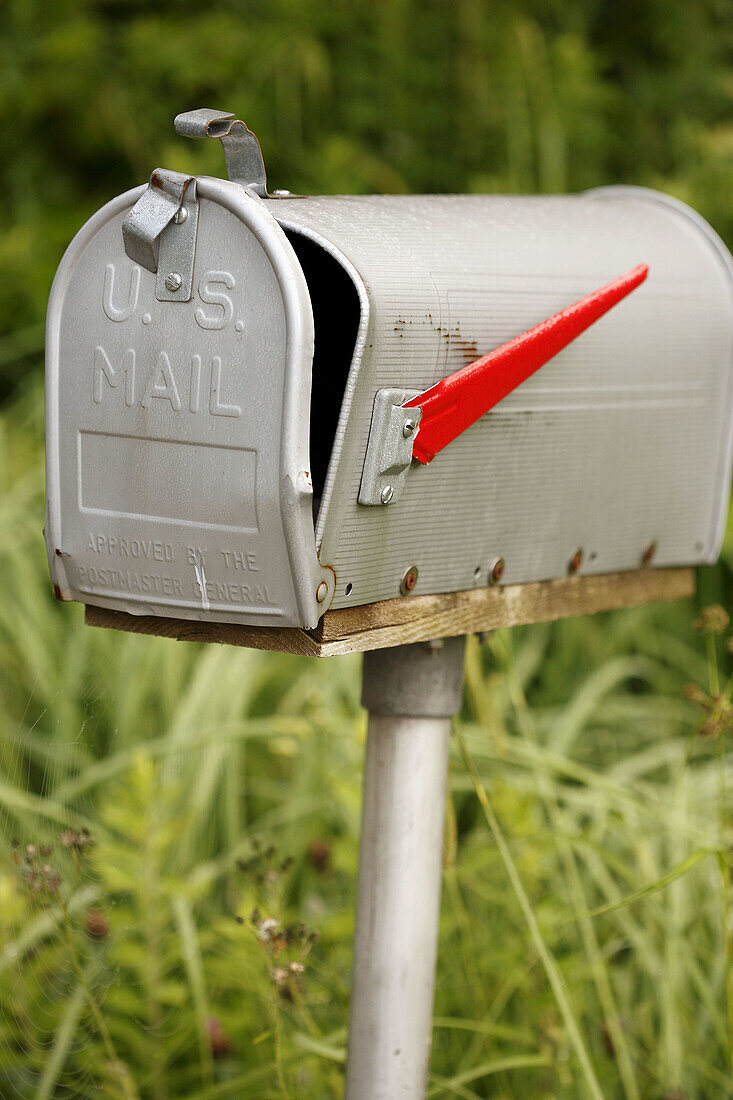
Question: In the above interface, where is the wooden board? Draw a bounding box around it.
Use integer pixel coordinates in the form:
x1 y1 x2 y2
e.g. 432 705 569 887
84 566 695 657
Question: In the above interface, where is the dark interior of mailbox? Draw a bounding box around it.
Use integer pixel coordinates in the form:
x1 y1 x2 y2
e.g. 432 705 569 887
284 231 361 515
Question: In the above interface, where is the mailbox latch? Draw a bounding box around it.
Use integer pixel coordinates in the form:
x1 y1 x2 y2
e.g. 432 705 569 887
122 169 200 302
358 389 422 506
121 110 274 303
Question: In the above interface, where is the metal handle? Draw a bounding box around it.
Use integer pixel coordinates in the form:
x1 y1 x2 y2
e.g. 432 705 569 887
174 109 268 196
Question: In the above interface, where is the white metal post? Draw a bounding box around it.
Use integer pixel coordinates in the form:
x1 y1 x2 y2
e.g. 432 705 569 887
345 637 466 1100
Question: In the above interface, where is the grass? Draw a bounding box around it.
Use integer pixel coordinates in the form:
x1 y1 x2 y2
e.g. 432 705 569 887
0 374 732 1098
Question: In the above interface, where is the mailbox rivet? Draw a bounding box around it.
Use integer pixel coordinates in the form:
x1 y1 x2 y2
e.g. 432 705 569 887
381 485 394 504
165 272 182 292
400 565 419 596
403 418 416 439
568 548 584 575
488 557 505 586
641 540 657 566
173 206 188 224
316 581 329 604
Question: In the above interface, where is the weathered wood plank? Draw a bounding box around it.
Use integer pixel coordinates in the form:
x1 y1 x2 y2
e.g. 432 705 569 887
85 566 694 657
84 605 322 656
311 567 695 654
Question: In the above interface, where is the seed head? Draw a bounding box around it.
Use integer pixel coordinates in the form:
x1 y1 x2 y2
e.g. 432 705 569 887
694 605 729 635
683 683 707 705
206 1016 233 1058
84 908 110 941
307 839 331 872
22 863 61 902
58 828 94 854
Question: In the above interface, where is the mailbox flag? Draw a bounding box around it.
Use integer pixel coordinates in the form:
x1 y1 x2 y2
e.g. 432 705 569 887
406 263 649 464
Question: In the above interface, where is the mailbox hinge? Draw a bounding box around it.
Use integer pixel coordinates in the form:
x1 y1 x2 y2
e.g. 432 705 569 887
358 389 422 506
122 169 200 302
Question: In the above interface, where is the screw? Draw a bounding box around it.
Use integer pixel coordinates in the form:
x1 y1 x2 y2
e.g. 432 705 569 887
381 485 394 504
488 557 505 586
316 581 329 604
400 565 419 596
165 272 182 293
568 548 583 575
403 418 416 439
173 206 188 224
641 540 657 566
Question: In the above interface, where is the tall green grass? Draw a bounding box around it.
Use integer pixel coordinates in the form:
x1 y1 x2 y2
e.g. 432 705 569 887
1 3 731 1092
0 376 731 1097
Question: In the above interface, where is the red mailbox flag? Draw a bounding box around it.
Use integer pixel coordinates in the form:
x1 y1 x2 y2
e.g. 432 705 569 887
405 263 649 464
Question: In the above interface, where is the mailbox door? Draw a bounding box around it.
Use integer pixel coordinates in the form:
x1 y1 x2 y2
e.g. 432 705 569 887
46 177 333 629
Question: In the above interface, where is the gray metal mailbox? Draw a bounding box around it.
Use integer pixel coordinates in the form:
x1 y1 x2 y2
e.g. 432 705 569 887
46 110 733 630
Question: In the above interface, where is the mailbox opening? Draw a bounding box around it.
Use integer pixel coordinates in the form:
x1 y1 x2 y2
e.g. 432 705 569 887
283 229 361 509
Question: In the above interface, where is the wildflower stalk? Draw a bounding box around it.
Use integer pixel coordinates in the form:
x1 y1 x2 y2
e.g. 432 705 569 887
715 731 733 1077
143 804 167 1100
237 847 318 1098
707 631 721 695
58 893 139 1100
696 606 733 1076
271 991 290 1099
707 634 733 1076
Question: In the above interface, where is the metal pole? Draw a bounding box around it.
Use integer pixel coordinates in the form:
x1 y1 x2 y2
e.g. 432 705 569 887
345 637 466 1100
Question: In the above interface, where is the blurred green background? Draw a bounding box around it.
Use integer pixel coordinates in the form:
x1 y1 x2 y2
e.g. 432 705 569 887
1 1 733 1097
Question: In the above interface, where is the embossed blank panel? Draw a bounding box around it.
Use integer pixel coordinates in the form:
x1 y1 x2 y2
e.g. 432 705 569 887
47 180 733 632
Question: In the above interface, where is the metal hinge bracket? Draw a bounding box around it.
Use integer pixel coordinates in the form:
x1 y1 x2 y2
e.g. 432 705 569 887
358 389 422 506
122 169 200 302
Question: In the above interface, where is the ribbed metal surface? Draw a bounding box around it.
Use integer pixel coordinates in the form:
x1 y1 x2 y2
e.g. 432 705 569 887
274 190 733 610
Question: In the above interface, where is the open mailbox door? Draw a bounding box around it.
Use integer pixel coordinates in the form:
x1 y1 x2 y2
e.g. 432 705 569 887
46 110 733 639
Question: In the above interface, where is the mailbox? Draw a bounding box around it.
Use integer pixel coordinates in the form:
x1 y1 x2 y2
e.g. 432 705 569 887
46 110 733 632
